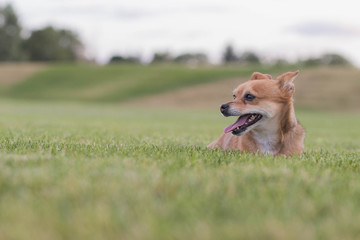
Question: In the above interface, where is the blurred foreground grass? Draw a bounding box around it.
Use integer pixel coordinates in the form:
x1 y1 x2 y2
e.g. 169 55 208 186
0 101 360 239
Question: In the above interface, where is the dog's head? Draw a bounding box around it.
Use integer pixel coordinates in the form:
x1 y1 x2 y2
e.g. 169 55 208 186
221 71 299 136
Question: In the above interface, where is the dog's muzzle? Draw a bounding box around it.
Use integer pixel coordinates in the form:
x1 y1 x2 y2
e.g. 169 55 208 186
220 103 230 116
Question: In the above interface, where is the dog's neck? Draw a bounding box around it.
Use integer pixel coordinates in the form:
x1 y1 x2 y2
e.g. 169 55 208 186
251 102 297 155
251 117 281 155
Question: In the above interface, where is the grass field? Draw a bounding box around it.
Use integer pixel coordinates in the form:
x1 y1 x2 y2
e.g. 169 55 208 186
0 64 360 239
0 100 360 240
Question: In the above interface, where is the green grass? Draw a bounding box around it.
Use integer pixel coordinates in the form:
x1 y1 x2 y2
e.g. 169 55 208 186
3 64 288 102
0 101 360 240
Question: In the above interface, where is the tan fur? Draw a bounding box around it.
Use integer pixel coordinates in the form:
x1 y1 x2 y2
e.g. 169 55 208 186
208 71 305 157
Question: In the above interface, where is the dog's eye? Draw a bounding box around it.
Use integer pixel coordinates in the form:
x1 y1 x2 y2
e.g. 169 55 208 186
244 93 256 101
233 94 236 99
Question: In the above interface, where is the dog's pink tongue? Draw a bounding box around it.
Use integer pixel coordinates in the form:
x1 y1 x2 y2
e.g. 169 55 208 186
224 115 249 133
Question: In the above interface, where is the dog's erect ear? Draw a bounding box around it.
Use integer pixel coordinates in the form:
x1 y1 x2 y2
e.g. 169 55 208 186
276 70 299 95
250 72 272 80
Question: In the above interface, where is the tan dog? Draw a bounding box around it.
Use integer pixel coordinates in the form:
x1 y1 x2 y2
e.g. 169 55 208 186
208 71 305 156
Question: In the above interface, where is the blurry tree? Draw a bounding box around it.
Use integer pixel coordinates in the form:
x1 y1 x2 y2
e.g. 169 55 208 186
300 53 351 67
222 44 238 63
109 55 140 64
173 53 208 64
321 53 350 65
239 51 261 65
23 26 83 61
301 57 322 67
273 59 290 67
0 4 23 61
151 52 172 63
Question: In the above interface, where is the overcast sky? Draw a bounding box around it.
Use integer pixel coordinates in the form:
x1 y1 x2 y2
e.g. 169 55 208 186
2 0 360 65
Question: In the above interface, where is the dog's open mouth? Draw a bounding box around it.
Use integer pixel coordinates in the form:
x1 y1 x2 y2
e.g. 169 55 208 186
224 113 263 135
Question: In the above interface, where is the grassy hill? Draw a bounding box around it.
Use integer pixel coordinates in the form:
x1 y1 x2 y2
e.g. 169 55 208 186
1 63 359 111
3 64 281 102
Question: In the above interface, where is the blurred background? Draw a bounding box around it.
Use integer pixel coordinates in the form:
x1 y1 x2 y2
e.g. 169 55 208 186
0 0 359 111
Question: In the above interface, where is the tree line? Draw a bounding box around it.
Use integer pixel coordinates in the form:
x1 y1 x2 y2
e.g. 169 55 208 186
110 44 352 67
0 4 83 61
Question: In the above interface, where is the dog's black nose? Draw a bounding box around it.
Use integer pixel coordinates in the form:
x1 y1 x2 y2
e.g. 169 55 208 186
220 104 229 112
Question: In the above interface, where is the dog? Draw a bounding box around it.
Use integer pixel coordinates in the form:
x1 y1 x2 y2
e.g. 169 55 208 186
208 71 305 156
